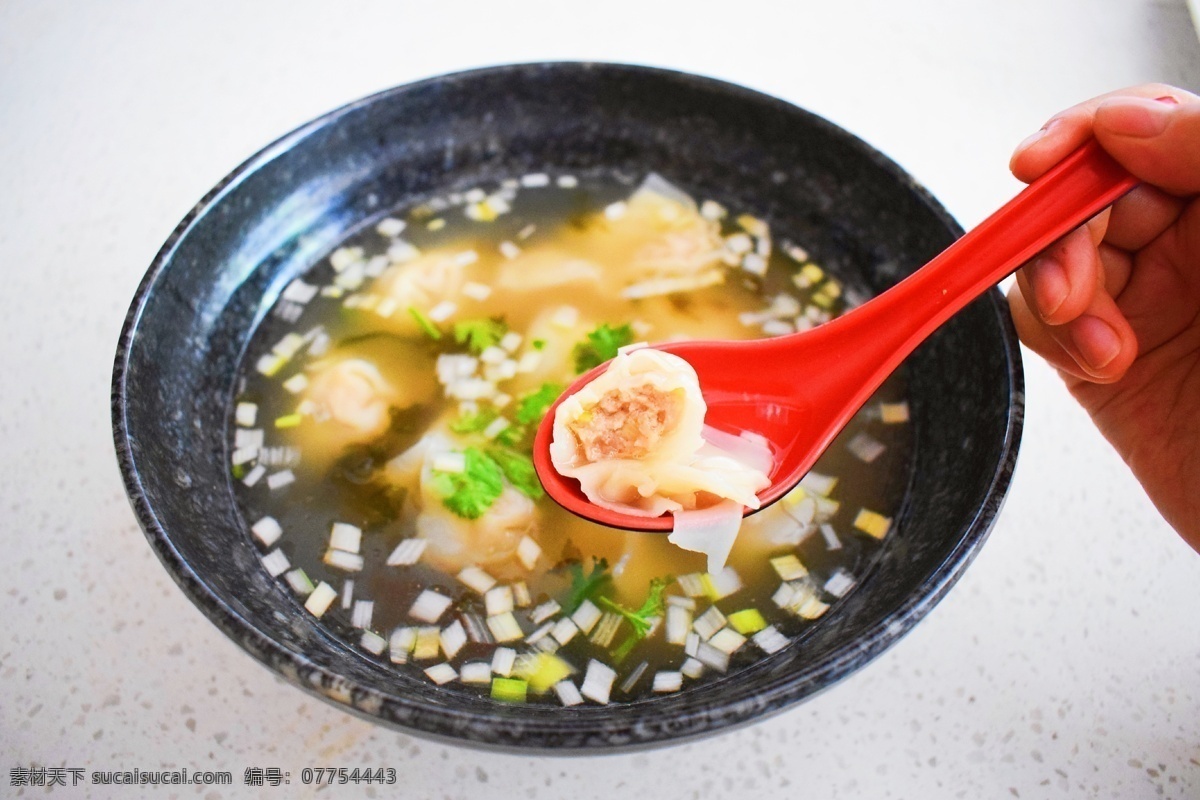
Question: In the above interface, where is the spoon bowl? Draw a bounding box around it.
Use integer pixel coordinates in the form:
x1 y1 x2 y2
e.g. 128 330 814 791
535 140 1136 531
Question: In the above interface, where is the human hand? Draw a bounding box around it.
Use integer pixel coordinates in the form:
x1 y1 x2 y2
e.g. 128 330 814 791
1008 84 1200 552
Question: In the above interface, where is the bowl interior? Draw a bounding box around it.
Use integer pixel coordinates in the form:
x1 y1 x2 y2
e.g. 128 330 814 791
114 63 1022 752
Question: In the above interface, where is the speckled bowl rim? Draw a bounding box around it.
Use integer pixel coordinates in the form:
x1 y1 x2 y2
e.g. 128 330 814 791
112 61 1024 754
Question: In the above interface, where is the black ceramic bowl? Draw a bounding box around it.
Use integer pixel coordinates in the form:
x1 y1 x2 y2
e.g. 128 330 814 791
113 63 1022 753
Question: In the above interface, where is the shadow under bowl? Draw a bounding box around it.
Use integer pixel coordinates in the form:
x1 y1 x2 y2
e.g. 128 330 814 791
112 62 1022 753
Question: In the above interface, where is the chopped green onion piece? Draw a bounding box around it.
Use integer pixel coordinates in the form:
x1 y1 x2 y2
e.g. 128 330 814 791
693 606 727 640
389 628 416 664
516 535 542 571
799 472 838 497
274 413 303 429
580 659 617 704
456 566 496 594
360 630 387 656
589 612 623 648
770 554 808 581
235 402 257 426
513 652 574 694
708 628 747 654
261 549 291 578
736 214 769 238
676 573 707 597
854 509 892 539
413 627 441 660
811 293 835 310
490 677 527 703
727 609 767 635
424 663 457 685
304 582 337 617
701 567 742 600
491 647 517 676
554 680 584 706
285 568 314 596
879 401 911 424
486 612 523 643
407 306 442 340
484 585 514 616
256 353 287 377
797 596 831 619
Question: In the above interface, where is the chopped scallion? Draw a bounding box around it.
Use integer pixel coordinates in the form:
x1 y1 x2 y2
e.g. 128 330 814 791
727 608 767 635
580 659 616 704
409 590 453 623
853 509 892 539
260 549 290 578
554 680 583 707
235 402 257 427
490 647 516 677
425 663 458 685
389 627 416 663
439 620 468 660
407 306 442 340
250 516 282 547
360 630 386 655
490 677 527 703
456 566 496 594
329 522 362 554
304 582 337 618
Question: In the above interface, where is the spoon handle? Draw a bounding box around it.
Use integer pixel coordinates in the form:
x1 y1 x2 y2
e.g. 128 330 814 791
857 140 1138 358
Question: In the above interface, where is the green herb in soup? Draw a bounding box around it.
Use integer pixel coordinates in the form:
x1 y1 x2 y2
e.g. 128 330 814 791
231 172 913 705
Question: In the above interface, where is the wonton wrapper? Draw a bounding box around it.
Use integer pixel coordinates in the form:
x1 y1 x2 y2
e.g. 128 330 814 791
306 358 396 440
375 248 469 330
550 348 769 517
386 430 538 577
496 248 604 292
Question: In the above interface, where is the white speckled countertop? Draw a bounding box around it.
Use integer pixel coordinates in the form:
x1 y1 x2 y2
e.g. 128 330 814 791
3 1 1199 798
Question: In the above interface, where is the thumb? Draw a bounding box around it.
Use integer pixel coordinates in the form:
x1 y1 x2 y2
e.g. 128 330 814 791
1094 95 1200 196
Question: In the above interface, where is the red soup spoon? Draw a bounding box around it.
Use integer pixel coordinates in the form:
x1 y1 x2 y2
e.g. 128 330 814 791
533 140 1137 531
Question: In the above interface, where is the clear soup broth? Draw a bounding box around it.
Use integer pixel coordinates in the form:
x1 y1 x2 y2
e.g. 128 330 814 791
230 172 912 705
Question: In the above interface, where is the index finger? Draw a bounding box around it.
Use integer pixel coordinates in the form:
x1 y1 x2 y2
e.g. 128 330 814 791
1009 84 1197 183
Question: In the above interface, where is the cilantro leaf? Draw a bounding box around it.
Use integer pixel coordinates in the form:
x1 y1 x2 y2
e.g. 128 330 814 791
449 406 499 435
562 558 611 614
428 447 504 519
514 383 563 426
448 404 531 451
598 576 671 639
572 323 634 373
453 318 507 355
494 424 528 449
485 446 543 500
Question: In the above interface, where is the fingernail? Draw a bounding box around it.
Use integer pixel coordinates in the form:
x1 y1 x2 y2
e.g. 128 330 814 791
1071 315 1122 371
1028 254 1068 318
1016 128 1047 152
1015 118 1057 152
1098 97 1173 138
